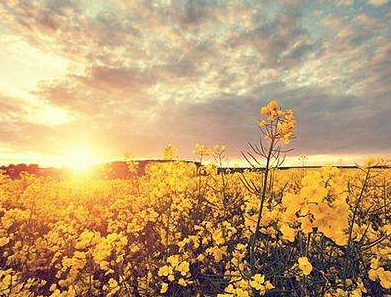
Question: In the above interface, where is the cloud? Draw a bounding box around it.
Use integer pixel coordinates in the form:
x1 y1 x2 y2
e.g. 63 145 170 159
0 96 26 123
0 93 56 154
28 72 391 159
76 66 159 95
368 0 391 6
0 0 390 163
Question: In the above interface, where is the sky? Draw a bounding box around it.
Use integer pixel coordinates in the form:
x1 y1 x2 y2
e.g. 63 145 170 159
0 0 390 167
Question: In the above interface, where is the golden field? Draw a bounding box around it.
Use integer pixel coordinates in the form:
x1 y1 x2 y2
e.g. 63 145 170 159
0 102 390 297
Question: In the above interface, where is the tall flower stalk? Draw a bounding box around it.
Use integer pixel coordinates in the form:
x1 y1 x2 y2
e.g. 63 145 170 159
241 100 295 271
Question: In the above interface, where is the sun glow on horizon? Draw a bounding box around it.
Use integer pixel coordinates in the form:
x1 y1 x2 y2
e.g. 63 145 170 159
0 149 386 169
61 147 103 173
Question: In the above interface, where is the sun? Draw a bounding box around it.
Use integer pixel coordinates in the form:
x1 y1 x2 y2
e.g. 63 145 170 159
64 147 101 172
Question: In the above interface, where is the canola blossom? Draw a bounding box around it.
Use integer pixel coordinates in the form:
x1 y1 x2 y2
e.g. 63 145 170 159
0 101 390 296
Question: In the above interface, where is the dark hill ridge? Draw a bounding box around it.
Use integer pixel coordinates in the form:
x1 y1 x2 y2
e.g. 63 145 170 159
0 160 201 179
0 164 70 179
217 165 391 174
1 161 389 180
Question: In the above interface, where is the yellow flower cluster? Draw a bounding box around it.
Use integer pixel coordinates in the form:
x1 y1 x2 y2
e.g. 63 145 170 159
158 255 191 292
298 256 313 276
368 258 391 289
280 168 350 245
217 274 274 297
259 100 295 144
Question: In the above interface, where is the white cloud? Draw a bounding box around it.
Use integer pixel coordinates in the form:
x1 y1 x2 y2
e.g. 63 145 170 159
368 0 391 6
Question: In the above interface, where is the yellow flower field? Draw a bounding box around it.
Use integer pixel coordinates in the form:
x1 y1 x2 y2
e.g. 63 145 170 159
0 102 390 297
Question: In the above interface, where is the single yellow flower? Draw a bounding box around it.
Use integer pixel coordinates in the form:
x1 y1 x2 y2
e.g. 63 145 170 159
298 256 313 276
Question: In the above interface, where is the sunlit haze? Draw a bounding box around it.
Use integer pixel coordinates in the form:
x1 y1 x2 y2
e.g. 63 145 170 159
59 147 102 172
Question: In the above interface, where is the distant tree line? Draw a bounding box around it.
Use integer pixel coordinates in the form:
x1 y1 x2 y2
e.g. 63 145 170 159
2 161 387 180
0 164 70 179
0 160 202 179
